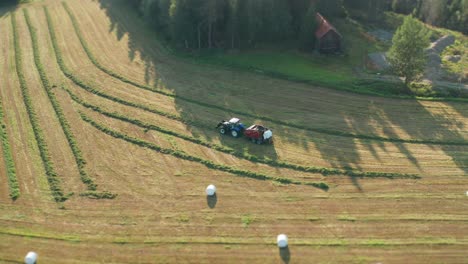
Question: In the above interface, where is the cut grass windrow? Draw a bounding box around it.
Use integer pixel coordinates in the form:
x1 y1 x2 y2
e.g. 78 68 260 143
65 87 420 180
79 112 329 191
23 9 94 190
0 97 20 200
24 9 116 199
1 229 466 247
61 4 468 146
44 7 183 119
12 12 67 203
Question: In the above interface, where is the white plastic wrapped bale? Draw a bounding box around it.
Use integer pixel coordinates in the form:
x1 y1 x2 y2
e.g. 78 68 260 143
24 252 37 264
206 184 216 196
263 129 272 140
466 191 468 196
277 234 288 248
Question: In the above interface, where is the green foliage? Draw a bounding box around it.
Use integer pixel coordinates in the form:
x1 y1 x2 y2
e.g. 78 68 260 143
25 9 98 192
0 99 20 200
415 0 468 34
299 4 317 50
408 82 437 97
316 0 346 18
388 15 430 86
79 112 329 191
12 12 67 203
391 0 416 15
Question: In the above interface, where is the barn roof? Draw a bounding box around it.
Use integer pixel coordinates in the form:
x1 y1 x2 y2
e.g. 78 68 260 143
315 13 342 39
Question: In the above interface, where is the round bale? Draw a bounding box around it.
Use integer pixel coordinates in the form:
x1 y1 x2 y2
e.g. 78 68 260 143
277 234 288 248
24 252 37 264
206 184 216 196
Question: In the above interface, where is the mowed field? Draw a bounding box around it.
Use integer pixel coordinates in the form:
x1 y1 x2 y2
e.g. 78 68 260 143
0 0 467 263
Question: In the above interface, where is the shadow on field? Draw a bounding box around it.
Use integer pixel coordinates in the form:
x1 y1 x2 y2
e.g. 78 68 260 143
89 0 467 185
0 1 18 18
279 247 291 264
206 194 217 209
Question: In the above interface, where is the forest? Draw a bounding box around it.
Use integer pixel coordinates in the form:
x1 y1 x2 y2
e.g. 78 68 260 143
131 0 467 49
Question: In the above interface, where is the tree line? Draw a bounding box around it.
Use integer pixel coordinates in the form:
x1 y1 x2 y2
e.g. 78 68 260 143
131 0 344 50
131 0 466 50
345 0 467 33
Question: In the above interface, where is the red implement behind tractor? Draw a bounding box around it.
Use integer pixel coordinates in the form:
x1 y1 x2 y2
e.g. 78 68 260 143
244 124 273 144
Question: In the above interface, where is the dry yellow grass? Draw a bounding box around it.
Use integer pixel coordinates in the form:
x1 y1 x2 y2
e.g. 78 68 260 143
0 0 467 263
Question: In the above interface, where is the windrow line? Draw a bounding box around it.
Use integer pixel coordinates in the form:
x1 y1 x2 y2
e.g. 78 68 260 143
0 96 20 200
65 87 420 180
11 12 67 203
61 3 468 146
48 6 419 180
23 9 116 200
79 112 329 191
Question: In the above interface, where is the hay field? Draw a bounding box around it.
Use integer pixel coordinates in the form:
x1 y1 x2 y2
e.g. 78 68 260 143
0 0 467 263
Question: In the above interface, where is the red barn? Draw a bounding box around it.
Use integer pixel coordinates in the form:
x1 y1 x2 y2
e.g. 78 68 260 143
315 13 342 53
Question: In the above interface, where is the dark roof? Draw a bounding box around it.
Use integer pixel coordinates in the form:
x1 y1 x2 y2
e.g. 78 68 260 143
315 13 342 39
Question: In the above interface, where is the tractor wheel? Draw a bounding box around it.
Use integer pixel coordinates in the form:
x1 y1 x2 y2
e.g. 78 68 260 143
219 128 226 135
231 130 239 138
251 138 256 143
256 139 262 144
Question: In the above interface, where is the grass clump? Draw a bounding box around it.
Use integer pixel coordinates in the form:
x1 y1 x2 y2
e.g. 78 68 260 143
177 215 190 223
79 191 117 199
241 214 254 228
0 99 20 200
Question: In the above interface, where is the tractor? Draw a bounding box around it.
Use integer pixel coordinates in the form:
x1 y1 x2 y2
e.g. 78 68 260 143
216 118 273 144
216 117 246 138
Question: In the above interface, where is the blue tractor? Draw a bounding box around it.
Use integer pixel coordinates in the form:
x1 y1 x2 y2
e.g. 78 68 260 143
216 117 245 138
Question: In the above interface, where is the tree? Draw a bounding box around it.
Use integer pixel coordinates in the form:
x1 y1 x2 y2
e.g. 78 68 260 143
388 15 430 86
298 3 317 51
316 0 345 18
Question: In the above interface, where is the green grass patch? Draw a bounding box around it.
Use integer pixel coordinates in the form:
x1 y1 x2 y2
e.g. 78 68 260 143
12 12 67 203
241 214 254 228
0 98 20 200
177 215 190 223
194 50 355 88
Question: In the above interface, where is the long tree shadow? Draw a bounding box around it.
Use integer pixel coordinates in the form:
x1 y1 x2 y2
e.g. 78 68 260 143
0 1 19 18
85 0 467 187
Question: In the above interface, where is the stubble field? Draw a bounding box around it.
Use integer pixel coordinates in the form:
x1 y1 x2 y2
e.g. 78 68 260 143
0 0 467 263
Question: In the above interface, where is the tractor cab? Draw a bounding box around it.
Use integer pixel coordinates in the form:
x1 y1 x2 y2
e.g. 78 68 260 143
216 117 245 137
